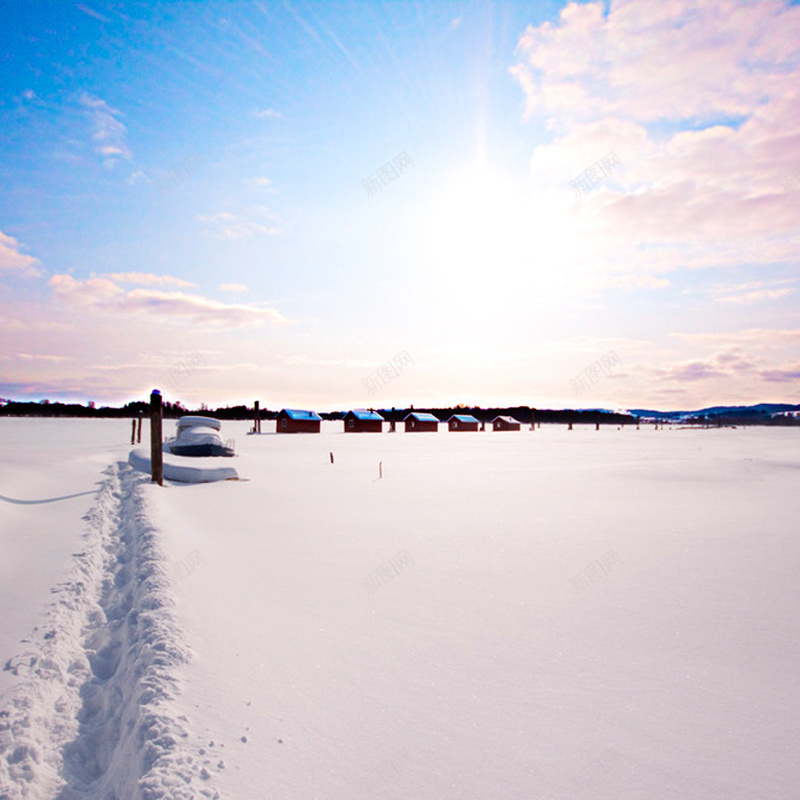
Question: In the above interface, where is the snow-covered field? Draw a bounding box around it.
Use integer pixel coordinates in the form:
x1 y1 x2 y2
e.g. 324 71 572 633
1 418 798 799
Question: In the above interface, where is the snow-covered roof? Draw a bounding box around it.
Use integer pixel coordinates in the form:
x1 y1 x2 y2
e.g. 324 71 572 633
346 409 384 421
280 409 322 421
405 412 439 423
449 414 479 423
492 416 520 425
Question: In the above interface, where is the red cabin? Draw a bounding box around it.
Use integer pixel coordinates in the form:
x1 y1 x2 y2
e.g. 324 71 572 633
344 409 384 433
448 414 479 431
492 415 521 431
404 412 439 432
276 408 321 433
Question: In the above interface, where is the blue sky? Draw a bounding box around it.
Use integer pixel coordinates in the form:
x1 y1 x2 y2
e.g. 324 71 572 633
1 0 800 411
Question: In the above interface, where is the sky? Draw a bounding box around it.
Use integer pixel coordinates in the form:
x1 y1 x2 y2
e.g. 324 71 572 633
1 0 799 412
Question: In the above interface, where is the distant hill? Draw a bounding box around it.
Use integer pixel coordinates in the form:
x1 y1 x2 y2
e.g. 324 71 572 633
628 403 800 420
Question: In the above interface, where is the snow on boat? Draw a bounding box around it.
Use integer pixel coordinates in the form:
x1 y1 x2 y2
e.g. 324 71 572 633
164 416 235 458
128 448 238 483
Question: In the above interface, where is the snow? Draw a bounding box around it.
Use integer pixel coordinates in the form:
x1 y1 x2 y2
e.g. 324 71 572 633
128 449 238 483
2 419 799 799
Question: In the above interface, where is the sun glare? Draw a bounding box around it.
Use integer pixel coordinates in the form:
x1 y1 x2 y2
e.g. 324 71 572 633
417 161 579 304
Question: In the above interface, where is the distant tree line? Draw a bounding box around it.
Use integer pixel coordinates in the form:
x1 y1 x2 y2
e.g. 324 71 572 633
0 400 629 425
1 398 797 426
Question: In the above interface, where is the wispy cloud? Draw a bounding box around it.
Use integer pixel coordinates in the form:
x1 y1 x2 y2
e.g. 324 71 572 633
760 364 800 382
671 328 800 349
219 283 249 292
244 176 277 192
0 318 70 331
16 353 70 362
0 231 41 277
80 92 132 165
76 4 111 23
656 361 727 382
48 274 290 328
254 108 283 119
716 288 794 304
104 272 197 288
197 208 283 239
712 278 796 304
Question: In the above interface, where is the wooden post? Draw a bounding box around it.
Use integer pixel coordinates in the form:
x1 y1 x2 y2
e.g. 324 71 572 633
137 414 142 443
150 390 163 486
131 419 136 444
254 400 261 433
568 422 573 430
595 412 600 431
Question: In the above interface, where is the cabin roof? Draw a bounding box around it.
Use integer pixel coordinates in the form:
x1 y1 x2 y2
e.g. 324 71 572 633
404 412 439 423
449 414 479 423
280 408 322 421
493 415 520 424
346 409 384 421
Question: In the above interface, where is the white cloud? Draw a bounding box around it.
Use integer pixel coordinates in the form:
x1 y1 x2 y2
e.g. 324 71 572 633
126 170 146 185
510 0 800 285
17 353 69 362
711 278 796 304
716 288 794 304
219 283 249 292
197 208 283 239
76 4 111 22
80 93 132 165
513 0 800 125
48 274 290 329
244 177 277 193
254 108 283 119
0 232 41 277
104 272 196 288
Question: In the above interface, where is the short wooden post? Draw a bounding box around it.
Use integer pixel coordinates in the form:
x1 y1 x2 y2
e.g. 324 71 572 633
137 414 142 443
568 422 573 430
254 400 261 433
595 412 600 431
150 390 163 486
329 451 334 464
131 419 136 444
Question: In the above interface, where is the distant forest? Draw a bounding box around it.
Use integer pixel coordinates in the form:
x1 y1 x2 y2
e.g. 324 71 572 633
1 399 798 426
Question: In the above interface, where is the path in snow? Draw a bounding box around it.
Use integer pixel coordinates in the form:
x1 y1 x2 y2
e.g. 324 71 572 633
0 462 221 800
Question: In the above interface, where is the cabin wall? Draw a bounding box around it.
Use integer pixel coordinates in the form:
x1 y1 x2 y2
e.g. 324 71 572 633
344 418 383 432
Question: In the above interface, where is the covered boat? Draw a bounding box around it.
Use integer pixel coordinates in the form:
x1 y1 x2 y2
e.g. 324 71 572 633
165 416 235 457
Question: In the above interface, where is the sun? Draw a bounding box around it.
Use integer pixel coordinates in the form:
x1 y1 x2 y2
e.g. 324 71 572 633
416 160 577 299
